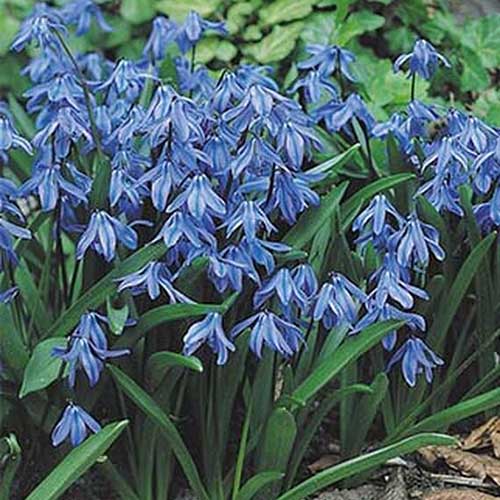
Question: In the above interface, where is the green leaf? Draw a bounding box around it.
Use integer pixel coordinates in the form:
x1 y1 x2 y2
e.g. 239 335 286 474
8 93 36 138
340 173 416 231
115 293 237 349
243 22 303 64
0 434 21 500
26 420 128 500
106 300 129 336
429 232 496 352
306 144 361 180
337 11 385 45
259 0 315 26
236 471 284 500
257 408 297 497
292 321 404 405
45 241 166 339
146 351 203 388
0 15 20 55
283 182 348 250
460 46 490 92
19 338 66 398
277 434 456 499
461 15 500 70
408 388 500 436
156 0 221 21
120 0 154 24
301 12 339 46
108 366 209 500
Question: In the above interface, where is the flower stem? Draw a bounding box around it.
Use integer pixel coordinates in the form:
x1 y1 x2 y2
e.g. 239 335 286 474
410 73 416 102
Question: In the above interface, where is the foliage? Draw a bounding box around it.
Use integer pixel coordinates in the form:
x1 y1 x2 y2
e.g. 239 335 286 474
0 1 499 499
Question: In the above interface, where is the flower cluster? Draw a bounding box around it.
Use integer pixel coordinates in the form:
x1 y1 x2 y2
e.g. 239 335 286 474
3 2 498 448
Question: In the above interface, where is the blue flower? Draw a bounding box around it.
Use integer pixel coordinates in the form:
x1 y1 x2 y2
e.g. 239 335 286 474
168 174 226 219
144 16 177 63
254 267 308 311
391 213 445 268
175 11 227 53
0 218 32 268
231 311 304 358
394 39 450 80
313 273 366 329
20 161 90 211
51 403 101 447
0 287 19 304
182 313 235 365
298 44 356 81
369 253 429 310
475 187 500 230
314 93 375 133
154 211 216 249
387 337 444 387
353 195 404 238
207 244 260 293
52 311 130 387
241 237 290 275
11 3 66 52
76 211 138 262
62 0 112 36
291 263 318 302
117 261 194 303
223 201 276 240
288 70 338 103
211 71 245 112
0 113 33 155
277 119 322 169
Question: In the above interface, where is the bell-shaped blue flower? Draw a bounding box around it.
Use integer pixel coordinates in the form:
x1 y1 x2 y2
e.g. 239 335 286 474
182 313 235 365
52 311 130 387
394 39 450 80
313 273 366 329
76 210 138 262
298 44 356 81
231 311 304 358
0 114 33 155
175 11 227 53
51 403 101 447
387 337 444 387
144 16 177 63
117 261 194 303
62 0 112 36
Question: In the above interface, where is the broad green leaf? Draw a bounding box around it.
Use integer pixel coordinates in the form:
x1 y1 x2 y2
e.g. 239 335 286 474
45 241 166 339
277 434 456 499
429 232 496 352
120 0 154 24
0 15 19 55
227 3 254 34
407 388 500 436
106 300 129 336
243 23 303 64
337 11 385 44
19 338 66 398
460 46 490 92
292 321 404 405
259 0 315 26
283 182 348 250
461 15 500 70
301 12 339 46
108 366 209 500
236 471 284 500
340 173 416 231
156 0 221 21
26 420 128 500
146 351 203 388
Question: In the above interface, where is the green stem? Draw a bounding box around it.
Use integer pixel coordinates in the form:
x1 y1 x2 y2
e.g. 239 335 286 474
410 73 416 102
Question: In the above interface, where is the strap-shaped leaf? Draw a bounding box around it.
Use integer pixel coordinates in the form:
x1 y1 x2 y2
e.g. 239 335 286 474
292 321 403 405
26 420 128 500
236 471 284 500
108 365 209 500
277 433 456 500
